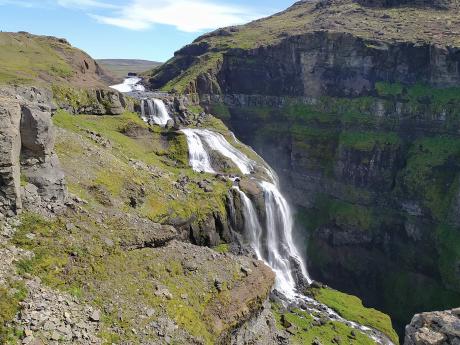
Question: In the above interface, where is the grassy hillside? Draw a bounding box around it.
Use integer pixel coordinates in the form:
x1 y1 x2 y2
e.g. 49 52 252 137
147 0 460 92
98 59 161 78
0 32 115 87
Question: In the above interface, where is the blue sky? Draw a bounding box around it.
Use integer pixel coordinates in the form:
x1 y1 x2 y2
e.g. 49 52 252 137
0 0 295 62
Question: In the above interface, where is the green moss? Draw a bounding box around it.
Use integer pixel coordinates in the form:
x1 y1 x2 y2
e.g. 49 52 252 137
399 135 460 220
212 244 230 254
272 304 376 345
165 132 189 167
382 269 460 334
0 281 28 343
285 102 338 125
437 223 460 291
210 103 231 121
13 213 68 288
311 287 399 344
375 82 404 97
339 131 400 151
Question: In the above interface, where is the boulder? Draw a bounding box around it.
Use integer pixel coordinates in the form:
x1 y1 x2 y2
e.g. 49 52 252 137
405 308 460 345
20 104 55 159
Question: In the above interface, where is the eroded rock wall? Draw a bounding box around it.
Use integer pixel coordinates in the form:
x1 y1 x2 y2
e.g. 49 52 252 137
0 87 66 217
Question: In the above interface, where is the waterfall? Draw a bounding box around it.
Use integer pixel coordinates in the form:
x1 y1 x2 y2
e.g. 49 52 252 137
233 186 263 259
181 129 215 173
181 127 311 298
181 129 255 175
110 77 146 93
140 99 172 127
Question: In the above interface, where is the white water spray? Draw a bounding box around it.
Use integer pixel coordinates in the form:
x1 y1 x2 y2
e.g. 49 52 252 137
141 99 172 127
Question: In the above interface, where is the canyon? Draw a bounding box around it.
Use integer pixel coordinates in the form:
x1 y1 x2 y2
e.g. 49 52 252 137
1 0 460 344
147 0 460 340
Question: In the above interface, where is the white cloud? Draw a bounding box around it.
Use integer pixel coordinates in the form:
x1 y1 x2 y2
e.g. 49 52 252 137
56 0 118 9
89 0 262 32
0 0 42 7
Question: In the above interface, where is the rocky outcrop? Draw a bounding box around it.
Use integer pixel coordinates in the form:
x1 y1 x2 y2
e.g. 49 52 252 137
404 308 460 345
0 96 22 217
53 86 133 116
0 87 66 217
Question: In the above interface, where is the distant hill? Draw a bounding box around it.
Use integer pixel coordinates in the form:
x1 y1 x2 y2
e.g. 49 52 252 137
0 31 115 87
97 59 162 79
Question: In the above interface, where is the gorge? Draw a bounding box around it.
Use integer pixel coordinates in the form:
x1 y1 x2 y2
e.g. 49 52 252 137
146 0 460 339
1 0 460 344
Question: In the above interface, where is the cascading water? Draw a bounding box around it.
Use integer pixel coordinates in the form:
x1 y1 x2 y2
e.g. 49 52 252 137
181 129 256 175
181 127 311 298
180 127 393 344
233 186 263 259
110 77 146 93
260 180 312 297
181 129 215 173
141 98 172 127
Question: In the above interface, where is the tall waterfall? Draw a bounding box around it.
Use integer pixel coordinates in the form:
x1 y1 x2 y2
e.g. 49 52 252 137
181 128 311 298
141 99 172 127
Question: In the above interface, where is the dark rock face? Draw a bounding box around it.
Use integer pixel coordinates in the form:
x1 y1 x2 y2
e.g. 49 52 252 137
0 87 66 216
404 308 460 344
211 32 460 99
0 95 22 216
356 0 454 8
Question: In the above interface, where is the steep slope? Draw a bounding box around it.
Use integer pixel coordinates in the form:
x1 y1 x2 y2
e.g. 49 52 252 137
146 0 460 336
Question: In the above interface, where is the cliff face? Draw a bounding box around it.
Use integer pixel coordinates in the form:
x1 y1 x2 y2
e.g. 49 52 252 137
147 0 460 335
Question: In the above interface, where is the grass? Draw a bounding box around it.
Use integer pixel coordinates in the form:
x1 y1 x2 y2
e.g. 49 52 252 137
0 281 28 344
311 287 399 344
53 110 232 224
272 305 376 345
0 32 74 85
10 210 254 344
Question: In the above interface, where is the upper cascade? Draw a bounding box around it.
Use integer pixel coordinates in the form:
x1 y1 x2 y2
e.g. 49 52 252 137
140 98 172 127
180 127 311 298
110 77 146 93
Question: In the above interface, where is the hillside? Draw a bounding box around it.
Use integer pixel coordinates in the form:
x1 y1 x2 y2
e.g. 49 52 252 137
145 0 460 337
0 32 115 87
98 59 162 79
146 0 460 93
